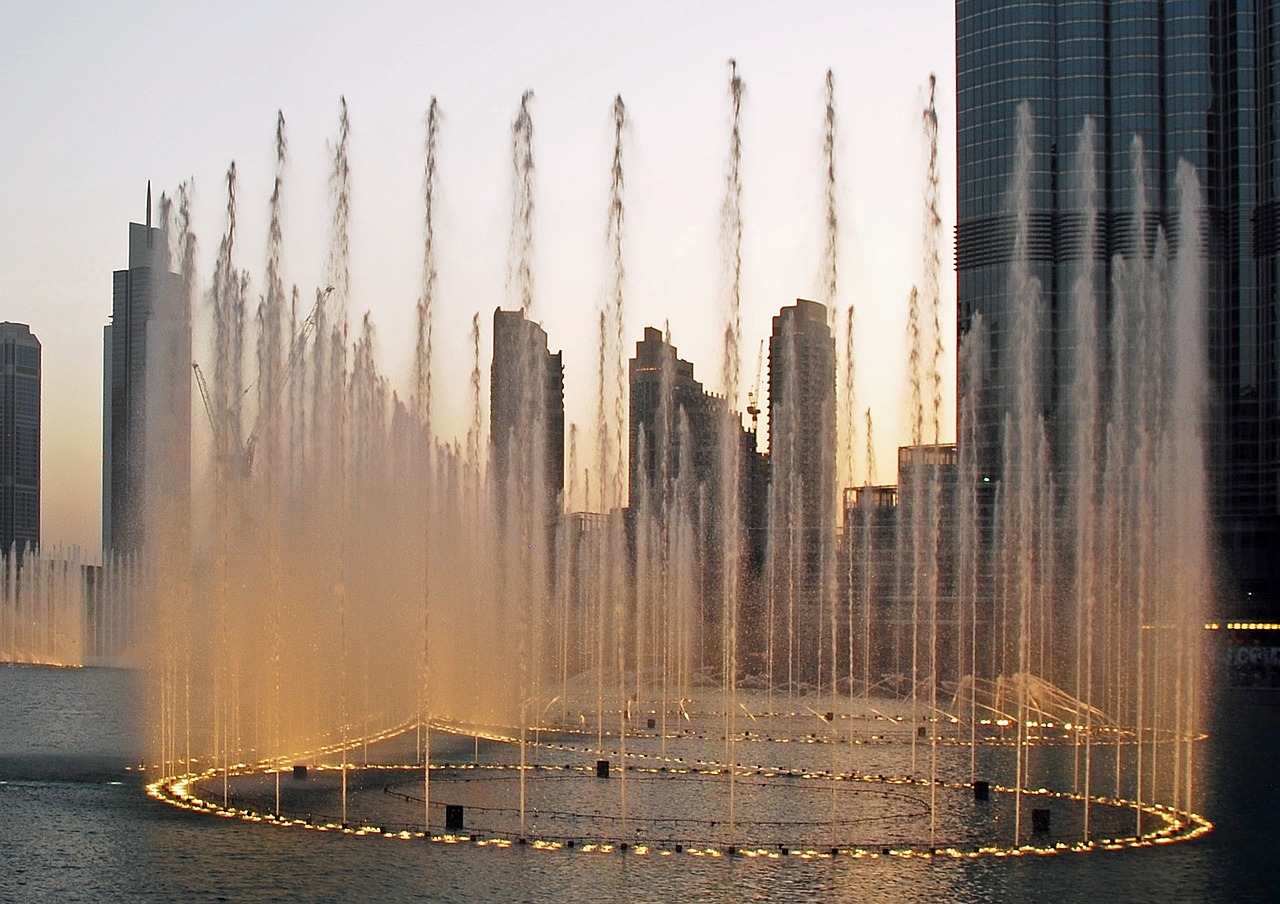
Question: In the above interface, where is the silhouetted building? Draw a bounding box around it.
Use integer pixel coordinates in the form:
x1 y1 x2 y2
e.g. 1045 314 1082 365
556 510 609 676
0 323 40 554
767 299 836 687
490 307 565 514
490 307 565 659
491 308 563 509
629 326 718 510
957 0 1280 615
103 185 189 555
842 482 900 690
841 444 999 692
897 446 961 689
628 326 767 675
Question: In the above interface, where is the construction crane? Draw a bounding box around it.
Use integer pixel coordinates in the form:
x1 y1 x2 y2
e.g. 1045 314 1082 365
746 339 764 431
192 360 244 477
241 287 328 471
192 286 330 478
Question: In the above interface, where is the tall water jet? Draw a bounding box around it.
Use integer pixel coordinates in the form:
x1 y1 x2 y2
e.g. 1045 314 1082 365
919 74 944 844
465 309 486 742
1066 117 1100 832
901 78 947 772
1006 100 1048 842
259 110 288 817
819 69 841 712
904 281 923 772
922 75 944 445
511 90 535 317
415 98 440 428
820 69 839 308
821 73 853 500
608 95 628 512
603 93 631 835
415 96 440 832
206 161 246 808
1166 160 1209 821
326 96 353 828
500 88 547 839
956 313 985 780
719 58 744 843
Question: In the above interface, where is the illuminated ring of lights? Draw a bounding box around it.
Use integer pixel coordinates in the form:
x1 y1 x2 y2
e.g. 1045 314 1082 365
146 724 1213 860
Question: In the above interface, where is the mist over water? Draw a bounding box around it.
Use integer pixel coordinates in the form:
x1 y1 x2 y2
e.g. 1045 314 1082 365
0 75 1219 869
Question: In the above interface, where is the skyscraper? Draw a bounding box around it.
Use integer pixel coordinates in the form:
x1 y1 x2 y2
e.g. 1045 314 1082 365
629 326 717 510
104 186 189 556
0 323 40 554
767 298 836 686
489 307 565 649
628 326 768 673
956 1 1279 614
490 307 565 514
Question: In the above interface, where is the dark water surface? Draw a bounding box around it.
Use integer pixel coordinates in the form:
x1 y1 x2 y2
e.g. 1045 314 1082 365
2 665 1276 903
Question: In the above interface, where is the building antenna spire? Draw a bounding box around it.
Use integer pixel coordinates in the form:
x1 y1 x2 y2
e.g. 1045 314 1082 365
146 181 152 229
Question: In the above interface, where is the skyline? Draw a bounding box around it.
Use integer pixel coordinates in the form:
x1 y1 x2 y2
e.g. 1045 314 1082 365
1 1 957 553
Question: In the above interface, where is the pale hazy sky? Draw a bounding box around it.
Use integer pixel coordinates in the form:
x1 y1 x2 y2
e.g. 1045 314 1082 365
1 0 957 554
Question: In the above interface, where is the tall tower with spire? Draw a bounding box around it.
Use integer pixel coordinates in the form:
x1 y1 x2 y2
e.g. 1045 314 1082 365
103 185 189 556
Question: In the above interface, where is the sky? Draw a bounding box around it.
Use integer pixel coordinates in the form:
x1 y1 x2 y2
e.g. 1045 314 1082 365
1 0 957 555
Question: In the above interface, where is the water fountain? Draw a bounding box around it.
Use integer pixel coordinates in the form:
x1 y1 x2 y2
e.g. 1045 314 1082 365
0 546 144 667
131 71 1212 859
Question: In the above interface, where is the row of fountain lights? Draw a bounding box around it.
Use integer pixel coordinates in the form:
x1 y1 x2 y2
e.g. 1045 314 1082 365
145 723 1213 862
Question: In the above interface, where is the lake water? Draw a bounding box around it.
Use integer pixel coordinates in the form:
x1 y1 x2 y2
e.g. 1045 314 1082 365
2 664 1276 903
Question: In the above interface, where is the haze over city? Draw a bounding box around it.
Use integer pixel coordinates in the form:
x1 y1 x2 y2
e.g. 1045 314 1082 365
0 0 957 555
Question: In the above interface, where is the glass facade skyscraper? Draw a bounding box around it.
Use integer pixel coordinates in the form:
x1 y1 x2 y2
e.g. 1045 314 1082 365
0 322 40 554
103 188 187 556
957 0 1279 613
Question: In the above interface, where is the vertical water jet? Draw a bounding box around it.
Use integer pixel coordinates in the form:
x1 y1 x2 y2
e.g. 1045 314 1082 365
416 96 441 834
720 58 744 845
1067 117 1100 836
261 110 288 817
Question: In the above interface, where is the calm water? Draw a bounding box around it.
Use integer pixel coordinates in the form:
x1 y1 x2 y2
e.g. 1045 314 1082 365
1 665 1276 903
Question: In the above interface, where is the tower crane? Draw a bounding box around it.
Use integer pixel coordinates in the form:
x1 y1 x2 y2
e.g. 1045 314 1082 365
191 285 331 478
746 339 764 431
